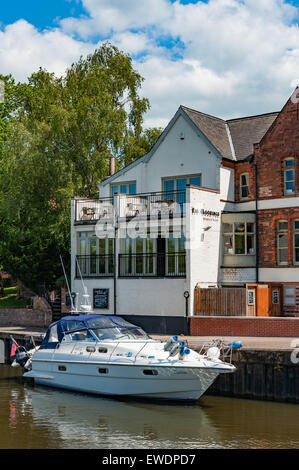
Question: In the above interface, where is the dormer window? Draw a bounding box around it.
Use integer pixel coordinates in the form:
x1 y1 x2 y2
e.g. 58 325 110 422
283 159 295 195
240 173 249 200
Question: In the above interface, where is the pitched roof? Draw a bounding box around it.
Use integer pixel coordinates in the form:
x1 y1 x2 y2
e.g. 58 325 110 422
181 106 279 161
181 106 233 159
227 112 279 160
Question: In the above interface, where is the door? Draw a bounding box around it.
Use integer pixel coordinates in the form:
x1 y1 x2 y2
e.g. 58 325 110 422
256 285 270 317
157 237 166 276
270 285 283 317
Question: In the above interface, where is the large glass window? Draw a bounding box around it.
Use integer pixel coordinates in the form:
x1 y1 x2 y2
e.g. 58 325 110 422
163 174 201 214
294 220 299 265
111 182 136 196
284 159 295 195
223 222 255 255
277 221 288 265
77 232 114 277
240 173 249 199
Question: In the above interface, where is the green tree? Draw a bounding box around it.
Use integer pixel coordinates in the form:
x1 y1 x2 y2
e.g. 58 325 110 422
0 42 151 290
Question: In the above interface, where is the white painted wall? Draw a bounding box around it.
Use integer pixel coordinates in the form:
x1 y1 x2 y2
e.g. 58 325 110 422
72 277 187 317
100 113 221 197
186 186 222 314
259 268 299 283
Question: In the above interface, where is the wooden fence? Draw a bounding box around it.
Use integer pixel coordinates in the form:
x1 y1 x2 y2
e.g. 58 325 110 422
194 287 246 316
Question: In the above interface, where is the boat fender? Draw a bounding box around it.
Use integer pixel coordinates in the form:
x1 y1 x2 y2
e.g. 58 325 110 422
168 343 181 357
164 335 178 352
228 341 242 349
179 347 191 360
206 347 221 360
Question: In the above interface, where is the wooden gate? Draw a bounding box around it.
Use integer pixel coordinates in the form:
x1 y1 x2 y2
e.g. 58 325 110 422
194 287 246 316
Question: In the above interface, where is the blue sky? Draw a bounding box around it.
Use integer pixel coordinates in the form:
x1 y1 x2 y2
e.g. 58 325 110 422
0 0 298 127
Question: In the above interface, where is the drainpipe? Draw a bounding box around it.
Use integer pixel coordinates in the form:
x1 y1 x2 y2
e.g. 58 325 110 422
254 161 259 283
113 194 119 315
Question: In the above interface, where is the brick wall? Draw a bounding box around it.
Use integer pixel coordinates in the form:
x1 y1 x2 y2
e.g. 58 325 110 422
254 97 299 199
191 316 299 337
0 308 52 328
258 207 299 267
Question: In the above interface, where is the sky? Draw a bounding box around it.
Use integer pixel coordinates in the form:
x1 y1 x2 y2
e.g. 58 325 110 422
0 0 299 128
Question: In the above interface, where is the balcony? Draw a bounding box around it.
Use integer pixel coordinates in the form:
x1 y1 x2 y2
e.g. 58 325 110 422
75 255 114 278
74 198 114 224
118 252 186 278
74 190 186 224
75 253 186 278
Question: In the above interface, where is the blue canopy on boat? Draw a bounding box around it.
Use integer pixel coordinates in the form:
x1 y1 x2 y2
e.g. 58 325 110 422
40 314 140 350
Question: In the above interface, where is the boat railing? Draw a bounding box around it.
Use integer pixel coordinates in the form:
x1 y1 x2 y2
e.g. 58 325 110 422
199 339 242 364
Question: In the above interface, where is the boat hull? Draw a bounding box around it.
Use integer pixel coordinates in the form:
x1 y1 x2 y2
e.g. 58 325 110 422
25 361 225 402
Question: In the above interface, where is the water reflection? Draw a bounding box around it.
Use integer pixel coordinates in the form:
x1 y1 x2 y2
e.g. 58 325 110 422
1 365 299 449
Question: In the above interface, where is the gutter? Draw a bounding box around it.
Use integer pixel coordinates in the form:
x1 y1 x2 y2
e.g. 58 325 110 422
254 161 259 283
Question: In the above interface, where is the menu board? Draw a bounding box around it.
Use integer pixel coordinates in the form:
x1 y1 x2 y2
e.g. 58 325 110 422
93 288 109 309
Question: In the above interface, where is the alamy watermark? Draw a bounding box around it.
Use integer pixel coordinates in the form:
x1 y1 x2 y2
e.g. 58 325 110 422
290 339 299 364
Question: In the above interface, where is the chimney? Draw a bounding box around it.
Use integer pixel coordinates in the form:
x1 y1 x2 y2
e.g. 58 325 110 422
109 155 115 176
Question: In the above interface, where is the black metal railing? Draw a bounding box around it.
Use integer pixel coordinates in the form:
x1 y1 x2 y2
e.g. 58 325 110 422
74 198 114 223
74 190 186 223
119 190 186 219
118 252 186 277
76 255 114 278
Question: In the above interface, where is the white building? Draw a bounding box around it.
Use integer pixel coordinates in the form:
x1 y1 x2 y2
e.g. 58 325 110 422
71 96 298 333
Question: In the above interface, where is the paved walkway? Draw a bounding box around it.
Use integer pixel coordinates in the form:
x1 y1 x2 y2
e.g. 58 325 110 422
152 335 299 350
1 326 298 351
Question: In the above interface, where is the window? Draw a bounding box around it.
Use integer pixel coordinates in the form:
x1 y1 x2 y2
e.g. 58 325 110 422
163 174 201 209
272 290 279 305
294 220 299 265
283 159 295 195
240 173 249 199
223 222 255 255
77 232 114 276
248 289 255 306
277 221 288 265
111 182 136 196
284 286 296 306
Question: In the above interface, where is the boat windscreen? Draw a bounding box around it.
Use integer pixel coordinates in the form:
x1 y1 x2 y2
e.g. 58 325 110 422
64 320 86 331
87 317 117 328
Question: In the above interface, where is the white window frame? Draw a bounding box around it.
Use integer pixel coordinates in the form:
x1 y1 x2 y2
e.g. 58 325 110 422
223 222 255 255
284 286 296 306
277 220 288 266
240 173 249 200
293 220 299 266
283 158 295 196
110 181 136 196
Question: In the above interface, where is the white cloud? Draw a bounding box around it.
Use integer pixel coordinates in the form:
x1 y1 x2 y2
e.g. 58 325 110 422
0 19 93 81
0 1 298 128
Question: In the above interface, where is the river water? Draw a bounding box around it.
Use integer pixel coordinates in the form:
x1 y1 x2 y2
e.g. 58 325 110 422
1 365 299 449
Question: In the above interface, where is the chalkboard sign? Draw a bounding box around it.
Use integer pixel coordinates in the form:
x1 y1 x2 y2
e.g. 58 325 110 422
93 288 109 309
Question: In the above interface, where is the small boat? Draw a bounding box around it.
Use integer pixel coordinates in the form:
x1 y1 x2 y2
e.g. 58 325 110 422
12 311 237 403
11 260 238 402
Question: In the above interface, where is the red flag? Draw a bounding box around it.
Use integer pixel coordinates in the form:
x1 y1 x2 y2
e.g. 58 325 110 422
10 339 18 357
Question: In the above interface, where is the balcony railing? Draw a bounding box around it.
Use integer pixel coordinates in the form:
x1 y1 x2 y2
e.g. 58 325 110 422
74 190 186 224
74 198 114 223
119 190 186 219
118 252 186 278
76 255 114 278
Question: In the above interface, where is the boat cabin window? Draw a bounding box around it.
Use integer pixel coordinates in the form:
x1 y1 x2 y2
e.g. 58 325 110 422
64 320 86 331
87 317 116 328
48 324 59 343
93 327 149 341
63 329 96 342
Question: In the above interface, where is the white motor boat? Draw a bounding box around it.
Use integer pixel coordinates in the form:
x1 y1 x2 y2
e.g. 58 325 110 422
13 313 237 403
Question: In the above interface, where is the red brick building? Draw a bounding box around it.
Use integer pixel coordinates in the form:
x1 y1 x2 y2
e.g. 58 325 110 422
223 88 299 316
